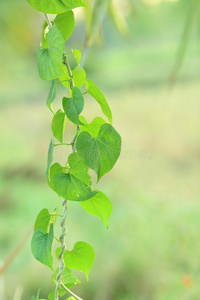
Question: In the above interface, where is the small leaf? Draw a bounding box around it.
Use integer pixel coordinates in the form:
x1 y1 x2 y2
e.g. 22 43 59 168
27 0 86 14
62 87 84 125
76 123 121 181
37 25 65 81
54 11 75 41
80 190 112 228
73 49 82 65
46 80 57 113
31 224 54 270
51 109 69 143
50 153 97 201
63 241 95 280
46 139 54 178
34 207 59 233
80 117 106 137
72 66 86 88
85 78 112 123
31 289 41 300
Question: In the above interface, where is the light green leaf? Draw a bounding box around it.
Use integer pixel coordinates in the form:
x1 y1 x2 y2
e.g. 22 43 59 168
41 20 48 48
85 78 112 123
72 49 81 65
63 241 95 280
31 224 54 270
51 109 69 143
37 25 65 81
72 66 86 88
34 207 59 233
62 87 84 125
76 123 121 181
46 139 54 178
54 11 75 41
80 190 112 228
46 80 57 112
51 153 97 201
27 0 86 14
80 117 106 137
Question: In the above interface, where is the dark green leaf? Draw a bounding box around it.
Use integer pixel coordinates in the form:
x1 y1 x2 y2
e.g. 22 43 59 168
46 80 57 112
51 109 69 143
62 87 84 125
37 25 65 81
72 66 86 88
31 224 54 270
27 0 86 14
34 207 59 233
54 11 75 41
85 78 112 123
63 241 95 280
72 49 81 65
51 153 97 201
76 123 121 181
46 139 54 178
80 190 112 228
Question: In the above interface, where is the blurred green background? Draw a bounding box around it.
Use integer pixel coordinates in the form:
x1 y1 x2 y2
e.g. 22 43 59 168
1 0 200 299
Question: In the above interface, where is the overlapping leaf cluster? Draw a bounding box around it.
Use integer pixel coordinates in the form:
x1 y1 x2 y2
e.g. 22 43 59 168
28 1 121 299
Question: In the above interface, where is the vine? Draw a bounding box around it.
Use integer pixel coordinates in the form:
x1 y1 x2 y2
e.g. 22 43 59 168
28 1 121 300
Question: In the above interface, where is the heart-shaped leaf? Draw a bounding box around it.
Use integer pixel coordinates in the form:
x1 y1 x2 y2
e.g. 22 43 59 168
54 11 75 41
27 0 86 14
51 109 69 143
63 241 95 280
31 224 54 270
37 25 65 81
76 123 121 180
34 207 59 233
62 87 84 125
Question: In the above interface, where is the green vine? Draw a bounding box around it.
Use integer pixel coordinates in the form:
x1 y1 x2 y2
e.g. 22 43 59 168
28 1 121 299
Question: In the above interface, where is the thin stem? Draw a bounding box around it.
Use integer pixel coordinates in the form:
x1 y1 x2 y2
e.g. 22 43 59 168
60 283 83 300
54 143 72 147
71 125 80 153
54 199 68 300
44 13 52 28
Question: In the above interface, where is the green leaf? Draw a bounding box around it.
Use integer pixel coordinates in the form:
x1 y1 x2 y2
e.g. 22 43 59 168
80 116 106 137
54 11 75 41
72 66 86 88
31 289 41 300
73 49 81 65
80 190 112 228
46 80 57 112
63 241 95 280
85 78 112 123
46 139 54 178
62 87 84 125
27 0 86 14
51 109 69 143
41 20 48 48
51 153 97 201
31 224 54 270
37 25 65 81
76 123 121 181
34 207 59 233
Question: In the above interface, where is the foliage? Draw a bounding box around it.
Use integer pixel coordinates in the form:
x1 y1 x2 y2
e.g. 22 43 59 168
27 1 121 299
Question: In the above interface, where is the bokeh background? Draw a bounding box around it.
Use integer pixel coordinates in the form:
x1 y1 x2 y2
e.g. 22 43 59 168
1 0 200 299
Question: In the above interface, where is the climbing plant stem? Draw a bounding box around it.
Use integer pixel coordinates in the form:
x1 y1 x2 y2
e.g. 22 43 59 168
44 13 51 28
61 282 83 300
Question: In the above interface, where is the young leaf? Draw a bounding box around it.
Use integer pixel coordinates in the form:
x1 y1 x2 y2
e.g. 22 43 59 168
46 139 54 178
54 11 75 41
63 241 95 280
51 153 97 201
31 224 54 270
27 0 86 14
76 123 121 181
80 116 106 137
51 109 69 143
72 66 86 88
37 25 65 81
85 78 112 124
80 190 112 228
62 87 84 125
34 207 59 233
46 80 57 112
72 49 82 65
